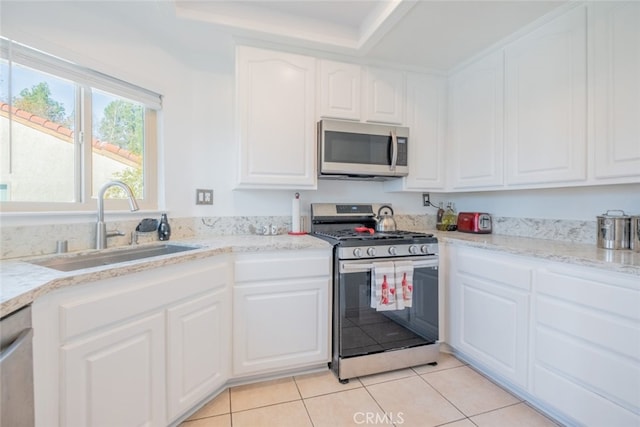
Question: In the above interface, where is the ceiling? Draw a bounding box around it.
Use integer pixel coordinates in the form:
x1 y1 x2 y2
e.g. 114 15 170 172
84 0 567 72
170 0 567 71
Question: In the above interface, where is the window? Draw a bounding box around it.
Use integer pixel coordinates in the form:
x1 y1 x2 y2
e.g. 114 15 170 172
0 38 160 212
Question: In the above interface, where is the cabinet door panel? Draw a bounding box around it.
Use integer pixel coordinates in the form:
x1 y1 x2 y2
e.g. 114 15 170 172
318 60 361 120
449 51 504 189
237 46 316 188
449 247 531 388
532 363 639 427
233 278 329 375
591 1 640 179
403 72 446 190
534 301 639 410
456 276 529 386
364 67 404 124
61 313 165 427
166 288 230 421
505 5 587 185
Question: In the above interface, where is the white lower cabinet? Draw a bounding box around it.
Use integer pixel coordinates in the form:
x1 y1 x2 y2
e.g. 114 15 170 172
166 264 231 422
447 245 640 426
532 266 640 426
61 313 166 427
33 256 232 427
233 249 331 376
33 249 333 426
449 246 532 388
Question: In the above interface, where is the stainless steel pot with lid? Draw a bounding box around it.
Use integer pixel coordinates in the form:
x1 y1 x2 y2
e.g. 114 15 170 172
597 210 631 250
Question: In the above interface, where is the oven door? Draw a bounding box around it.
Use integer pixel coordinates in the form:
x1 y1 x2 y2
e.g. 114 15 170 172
337 257 438 359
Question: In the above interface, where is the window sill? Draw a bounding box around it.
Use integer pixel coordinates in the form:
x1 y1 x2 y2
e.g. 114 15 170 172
0 210 165 227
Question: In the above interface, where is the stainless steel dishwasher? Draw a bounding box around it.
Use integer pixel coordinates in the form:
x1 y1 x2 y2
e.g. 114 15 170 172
1 305 34 427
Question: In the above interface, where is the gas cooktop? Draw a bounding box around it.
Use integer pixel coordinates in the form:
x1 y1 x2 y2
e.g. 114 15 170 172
310 203 438 254
314 229 433 242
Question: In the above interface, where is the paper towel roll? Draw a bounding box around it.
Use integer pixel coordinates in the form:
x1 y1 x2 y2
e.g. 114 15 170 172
292 193 301 233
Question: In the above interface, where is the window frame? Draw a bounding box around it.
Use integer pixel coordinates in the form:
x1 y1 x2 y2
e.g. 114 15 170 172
0 37 160 213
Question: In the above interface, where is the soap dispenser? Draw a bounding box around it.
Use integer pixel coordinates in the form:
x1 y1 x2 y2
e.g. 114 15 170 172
158 213 171 241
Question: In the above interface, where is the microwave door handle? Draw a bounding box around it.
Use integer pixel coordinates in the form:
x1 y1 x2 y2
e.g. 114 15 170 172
390 129 398 171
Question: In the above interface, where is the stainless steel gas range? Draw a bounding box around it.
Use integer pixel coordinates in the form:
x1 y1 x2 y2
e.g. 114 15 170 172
311 203 440 383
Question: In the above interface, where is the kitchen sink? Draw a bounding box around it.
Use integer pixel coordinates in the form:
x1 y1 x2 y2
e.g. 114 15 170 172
30 244 199 272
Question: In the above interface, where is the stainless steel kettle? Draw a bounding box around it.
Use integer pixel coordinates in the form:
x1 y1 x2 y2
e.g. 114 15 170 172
375 205 397 232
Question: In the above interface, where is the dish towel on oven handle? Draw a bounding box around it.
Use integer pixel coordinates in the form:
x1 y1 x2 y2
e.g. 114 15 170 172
394 260 414 309
370 261 397 311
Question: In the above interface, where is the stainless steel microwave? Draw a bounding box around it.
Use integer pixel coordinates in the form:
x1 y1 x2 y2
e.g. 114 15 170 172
318 119 409 180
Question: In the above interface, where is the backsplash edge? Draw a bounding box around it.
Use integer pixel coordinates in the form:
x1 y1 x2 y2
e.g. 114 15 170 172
0 215 596 260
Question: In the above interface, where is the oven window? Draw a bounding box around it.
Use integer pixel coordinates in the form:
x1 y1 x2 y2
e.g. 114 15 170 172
324 131 391 165
339 266 438 358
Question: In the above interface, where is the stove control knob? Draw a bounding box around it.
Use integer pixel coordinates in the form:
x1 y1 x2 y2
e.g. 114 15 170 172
367 247 376 257
420 245 430 254
388 246 397 255
353 248 363 258
409 245 419 255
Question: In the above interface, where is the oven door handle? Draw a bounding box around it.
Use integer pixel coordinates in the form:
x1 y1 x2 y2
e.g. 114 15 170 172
340 258 438 273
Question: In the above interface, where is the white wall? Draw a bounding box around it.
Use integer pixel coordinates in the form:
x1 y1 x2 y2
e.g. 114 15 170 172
1 1 638 226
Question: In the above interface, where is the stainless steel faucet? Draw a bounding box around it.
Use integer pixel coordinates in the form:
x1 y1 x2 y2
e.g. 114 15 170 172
96 180 139 249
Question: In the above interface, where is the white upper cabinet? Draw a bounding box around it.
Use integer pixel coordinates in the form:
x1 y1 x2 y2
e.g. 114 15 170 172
363 66 405 124
236 46 317 189
590 1 640 181
318 59 361 121
448 51 505 189
504 5 587 186
387 72 446 191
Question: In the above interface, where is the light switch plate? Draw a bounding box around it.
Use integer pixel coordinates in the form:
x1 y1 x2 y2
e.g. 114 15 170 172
196 189 213 205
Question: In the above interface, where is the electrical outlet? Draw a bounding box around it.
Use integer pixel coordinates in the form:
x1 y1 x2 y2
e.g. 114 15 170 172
422 193 430 206
196 189 214 205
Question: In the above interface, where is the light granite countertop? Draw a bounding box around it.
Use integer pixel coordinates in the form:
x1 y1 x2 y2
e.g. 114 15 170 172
2 232 639 318
432 230 640 276
0 235 331 318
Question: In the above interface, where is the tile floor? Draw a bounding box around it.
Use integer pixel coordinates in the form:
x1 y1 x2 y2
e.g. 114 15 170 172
180 353 559 427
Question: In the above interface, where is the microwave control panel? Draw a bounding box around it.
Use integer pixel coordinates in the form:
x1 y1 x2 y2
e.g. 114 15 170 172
397 137 408 166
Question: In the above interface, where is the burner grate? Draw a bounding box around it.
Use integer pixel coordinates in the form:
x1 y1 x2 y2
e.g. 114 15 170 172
314 229 433 241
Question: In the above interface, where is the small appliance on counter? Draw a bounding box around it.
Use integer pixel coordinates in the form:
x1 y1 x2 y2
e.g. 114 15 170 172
456 212 492 234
